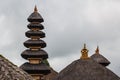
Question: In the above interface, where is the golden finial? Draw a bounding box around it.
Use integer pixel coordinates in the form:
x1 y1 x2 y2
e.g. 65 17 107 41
95 46 99 54
34 5 38 12
80 44 89 59
84 44 86 49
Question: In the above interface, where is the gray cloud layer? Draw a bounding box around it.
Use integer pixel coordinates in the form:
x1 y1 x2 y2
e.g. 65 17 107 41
0 0 120 75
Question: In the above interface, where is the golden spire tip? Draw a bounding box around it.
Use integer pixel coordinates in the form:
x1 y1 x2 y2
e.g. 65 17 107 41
84 43 86 49
95 46 99 54
34 5 38 12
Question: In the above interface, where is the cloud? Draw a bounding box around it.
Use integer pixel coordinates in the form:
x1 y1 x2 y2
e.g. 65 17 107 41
0 0 120 76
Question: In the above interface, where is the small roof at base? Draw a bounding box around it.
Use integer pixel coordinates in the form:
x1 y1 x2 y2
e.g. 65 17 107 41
91 46 110 66
0 55 33 80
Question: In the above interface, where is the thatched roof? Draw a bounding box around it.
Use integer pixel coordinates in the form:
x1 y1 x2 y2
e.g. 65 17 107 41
24 39 46 48
25 30 45 38
91 53 110 66
27 23 44 30
21 49 48 60
45 68 58 80
53 58 120 80
20 62 51 75
91 46 110 66
0 55 33 80
27 6 44 22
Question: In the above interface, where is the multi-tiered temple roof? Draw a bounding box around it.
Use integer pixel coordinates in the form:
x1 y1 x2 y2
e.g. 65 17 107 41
20 6 51 80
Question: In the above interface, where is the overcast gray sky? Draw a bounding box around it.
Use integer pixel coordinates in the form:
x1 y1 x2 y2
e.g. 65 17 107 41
0 0 120 75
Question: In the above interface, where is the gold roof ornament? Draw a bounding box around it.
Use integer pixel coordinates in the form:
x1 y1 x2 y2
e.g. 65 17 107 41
95 46 99 54
80 44 89 59
34 5 38 12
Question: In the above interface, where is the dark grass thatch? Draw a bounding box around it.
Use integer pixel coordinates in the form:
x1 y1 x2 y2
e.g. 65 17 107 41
21 49 48 60
20 62 51 75
27 23 44 30
91 46 110 66
0 55 33 80
27 6 44 22
24 39 46 48
91 53 110 66
53 58 120 80
25 30 45 38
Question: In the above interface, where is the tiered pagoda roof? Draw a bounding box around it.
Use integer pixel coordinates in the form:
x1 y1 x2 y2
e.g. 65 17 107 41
20 6 51 80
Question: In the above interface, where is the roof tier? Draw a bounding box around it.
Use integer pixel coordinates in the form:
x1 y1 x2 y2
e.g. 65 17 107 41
27 23 44 30
25 30 45 38
24 39 46 48
20 62 51 75
27 6 44 23
27 13 44 22
21 49 48 60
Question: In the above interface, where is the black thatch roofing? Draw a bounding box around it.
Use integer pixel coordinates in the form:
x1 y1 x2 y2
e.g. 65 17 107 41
53 58 120 80
27 23 44 30
25 30 45 38
20 62 51 75
91 47 110 66
27 6 44 22
91 53 110 66
0 55 33 80
21 49 48 60
24 39 46 48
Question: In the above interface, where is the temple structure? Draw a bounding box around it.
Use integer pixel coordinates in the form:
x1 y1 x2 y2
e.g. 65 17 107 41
0 1 120 80
20 6 51 80
53 44 120 80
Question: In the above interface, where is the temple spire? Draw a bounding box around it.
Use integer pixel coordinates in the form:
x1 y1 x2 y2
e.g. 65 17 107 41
84 44 86 49
80 44 89 59
20 6 50 80
34 5 38 12
95 46 99 54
